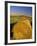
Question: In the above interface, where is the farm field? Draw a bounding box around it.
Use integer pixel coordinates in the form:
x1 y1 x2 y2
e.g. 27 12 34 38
10 15 32 40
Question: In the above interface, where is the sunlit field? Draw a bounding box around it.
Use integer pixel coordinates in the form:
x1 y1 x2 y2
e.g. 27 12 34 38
10 6 32 40
10 15 32 40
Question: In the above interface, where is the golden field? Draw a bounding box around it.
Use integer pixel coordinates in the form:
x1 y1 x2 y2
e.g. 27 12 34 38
10 15 32 40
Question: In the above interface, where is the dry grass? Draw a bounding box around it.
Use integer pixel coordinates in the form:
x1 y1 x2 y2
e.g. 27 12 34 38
10 15 32 40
